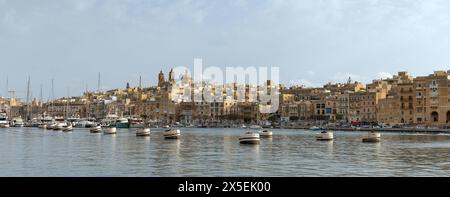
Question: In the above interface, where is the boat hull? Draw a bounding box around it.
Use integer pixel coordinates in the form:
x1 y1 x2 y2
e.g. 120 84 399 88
362 138 380 143
316 132 334 141
104 127 117 135
239 138 260 144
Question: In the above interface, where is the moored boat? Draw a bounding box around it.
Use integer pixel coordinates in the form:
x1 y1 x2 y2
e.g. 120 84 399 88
10 117 25 127
62 124 73 132
115 118 130 128
163 128 180 139
309 126 321 131
259 129 273 138
362 131 381 143
0 112 8 128
136 128 151 137
103 127 117 135
239 132 260 144
250 125 262 129
316 131 334 141
90 125 102 133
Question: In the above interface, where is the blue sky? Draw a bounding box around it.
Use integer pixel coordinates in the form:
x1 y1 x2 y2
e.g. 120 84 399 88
1 0 450 99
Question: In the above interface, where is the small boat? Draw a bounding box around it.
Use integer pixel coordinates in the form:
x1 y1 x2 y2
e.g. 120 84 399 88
250 125 262 129
259 130 273 138
362 131 381 143
0 113 10 128
48 123 57 130
241 125 247 129
162 125 170 129
90 125 102 133
0 124 10 128
316 131 333 141
163 129 181 139
309 126 321 131
54 123 68 131
115 118 130 128
62 125 73 132
10 117 25 127
38 124 47 129
136 128 151 137
104 127 117 135
239 132 260 144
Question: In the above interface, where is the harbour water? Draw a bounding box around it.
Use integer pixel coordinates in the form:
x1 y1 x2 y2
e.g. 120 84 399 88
1 127 450 176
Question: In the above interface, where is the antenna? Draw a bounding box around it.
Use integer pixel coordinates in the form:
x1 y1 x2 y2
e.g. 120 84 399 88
39 84 43 102
139 75 142 89
5 76 8 97
51 78 55 101
26 76 31 120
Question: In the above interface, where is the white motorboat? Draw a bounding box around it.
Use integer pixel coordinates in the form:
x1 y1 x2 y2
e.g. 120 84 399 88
62 124 73 132
239 132 260 144
90 125 102 133
259 129 273 138
103 127 117 135
48 123 57 130
241 125 247 129
10 117 25 127
309 126 321 131
75 119 96 128
250 125 262 129
163 129 181 139
316 131 334 141
53 117 67 130
0 113 9 128
162 125 170 129
136 128 151 137
362 131 381 143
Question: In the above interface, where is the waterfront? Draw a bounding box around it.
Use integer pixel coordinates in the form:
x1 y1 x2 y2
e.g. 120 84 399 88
1 128 450 176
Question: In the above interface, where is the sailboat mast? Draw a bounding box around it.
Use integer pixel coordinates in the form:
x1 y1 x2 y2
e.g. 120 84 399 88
97 72 101 93
5 76 8 97
51 78 54 117
26 76 31 121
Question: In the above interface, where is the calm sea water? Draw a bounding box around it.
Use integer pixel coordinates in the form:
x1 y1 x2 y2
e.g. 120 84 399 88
1 127 450 177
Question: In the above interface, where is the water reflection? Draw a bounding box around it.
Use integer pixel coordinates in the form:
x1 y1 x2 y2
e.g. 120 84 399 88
2 127 450 176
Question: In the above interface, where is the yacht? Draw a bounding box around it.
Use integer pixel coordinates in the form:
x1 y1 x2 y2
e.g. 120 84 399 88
163 128 181 139
38 116 54 129
90 125 102 133
62 124 73 132
362 131 381 143
136 128 151 137
309 126 321 131
10 117 25 127
250 125 262 129
259 129 273 138
0 113 9 128
129 117 145 128
53 117 68 131
75 119 96 128
115 118 130 128
103 127 117 135
316 131 334 141
239 131 260 144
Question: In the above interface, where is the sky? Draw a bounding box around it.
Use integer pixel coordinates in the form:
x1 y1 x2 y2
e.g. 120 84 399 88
1 0 450 100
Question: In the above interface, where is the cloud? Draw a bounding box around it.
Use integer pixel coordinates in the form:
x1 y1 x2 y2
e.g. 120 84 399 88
376 72 393 79
289 79 319 88
2 0 450 98
332 72 366 83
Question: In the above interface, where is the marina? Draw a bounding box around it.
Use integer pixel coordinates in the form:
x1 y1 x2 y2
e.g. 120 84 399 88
2 127 450 176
